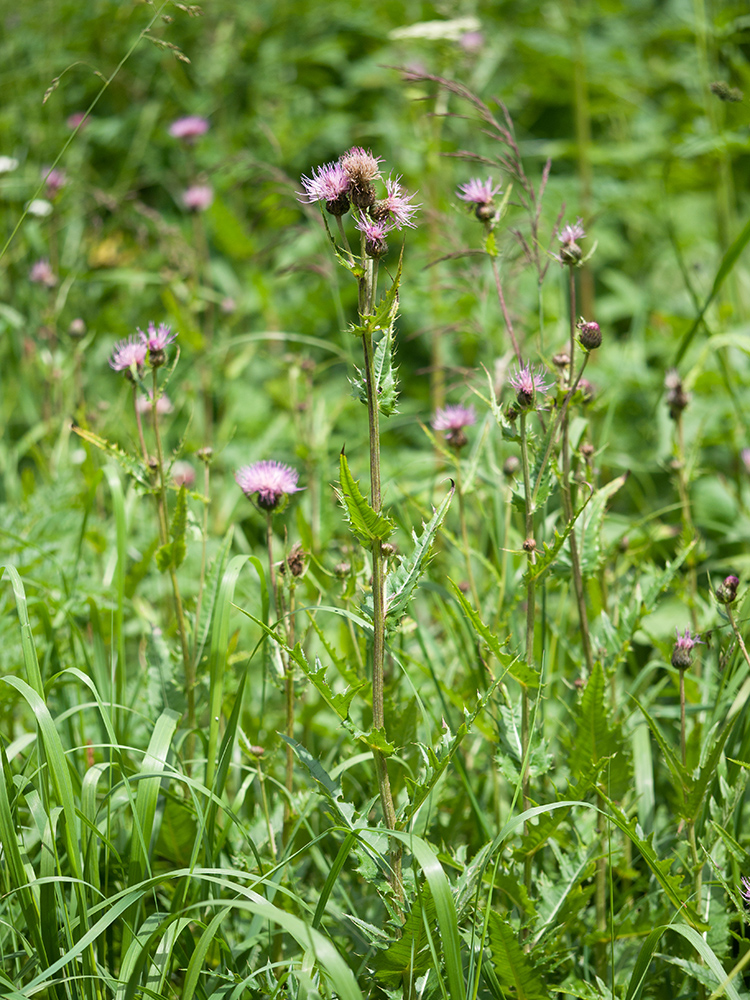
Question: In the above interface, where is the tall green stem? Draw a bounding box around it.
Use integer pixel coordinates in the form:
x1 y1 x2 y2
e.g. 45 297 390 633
151 370 195 741
358 241 400 897
455 461 480 611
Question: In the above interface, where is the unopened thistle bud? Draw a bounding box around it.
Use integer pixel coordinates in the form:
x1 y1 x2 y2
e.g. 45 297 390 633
340 147 382 210
553 352 571 370
503 455 520 479
577 319 602 351
716 575 739 605
522 537 537 553
285 542 307 578
665 368 689 420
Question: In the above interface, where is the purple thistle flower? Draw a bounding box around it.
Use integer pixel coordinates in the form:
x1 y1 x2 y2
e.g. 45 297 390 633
558 218 586 265
508 363 553 408
182 184 214 212
355 213 392 258
169 115 209 140
741 876 750 902
432 404 477 432
559 219 586 245
299 161 350 206
432 403 477 450
109 335 148 375
457 177 501 206
235 460 302 512
671 627 704 670
371 174 419 229
172 461 196 488
139 322 177 353
29 259 57 288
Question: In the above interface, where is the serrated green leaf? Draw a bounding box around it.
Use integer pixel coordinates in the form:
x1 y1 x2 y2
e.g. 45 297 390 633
372 327 399 417
487 911 547 1000
169 484 187 569
567 663 631 799
343 722 395 755
382 485 454 624
449 580 539 688
338 450 395 544
372 887 437 985
72 424 152 489
155 542 173 573
553 474 628 579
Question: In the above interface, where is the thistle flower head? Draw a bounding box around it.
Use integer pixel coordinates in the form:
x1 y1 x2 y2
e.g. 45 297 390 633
339 146 382 209
299 161 350 215
577 319 602 351
355 213 392 257
671 627 704 670
370 174 419 229
432 403 477 450
508 363 553 408
457 177 501 207
29 258 57 287
109 335 148 376
741 875 750 902
182 184 214 212
138 322 177 368
169 115 209 140
558 218 586 265
235 460 302 512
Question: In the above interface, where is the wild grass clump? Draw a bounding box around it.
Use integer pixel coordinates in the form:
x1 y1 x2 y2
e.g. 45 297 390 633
2 3 750 998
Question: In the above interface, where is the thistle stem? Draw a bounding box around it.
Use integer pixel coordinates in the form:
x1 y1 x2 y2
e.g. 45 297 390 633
519 412 535 819
358 237 401 899
151 370 195 745
455 461 481 611
489 254 522 363
132 384 149 463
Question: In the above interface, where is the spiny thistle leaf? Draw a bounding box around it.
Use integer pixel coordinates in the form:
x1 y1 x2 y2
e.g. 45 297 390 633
337 450 395 544
565 662 631 799
449 580 539 688
522 489 596 585
487 911 547 1000
372 887 437 985
71 423 152 489
382 484 454 625
372 327 399 417
553 473 628 578
343 722 395 755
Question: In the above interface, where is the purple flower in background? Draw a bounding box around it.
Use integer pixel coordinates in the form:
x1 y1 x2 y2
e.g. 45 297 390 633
29 259 57 287
172 461 196 488
169 115 209 140
433 403 477 450
299 161 350 213
235 460 302 512
457 177 501 207
182 184 214 212
66 112 89 131
109 335 147 375
509 363 553 407
371 174 419 229
42 166 66 197
136 391 174 415
741 876 750 903
459 31 485 52
671 627 704 670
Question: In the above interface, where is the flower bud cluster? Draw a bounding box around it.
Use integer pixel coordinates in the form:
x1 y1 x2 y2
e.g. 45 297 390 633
109 323 177 380
715 574 739 605
300 148 419 258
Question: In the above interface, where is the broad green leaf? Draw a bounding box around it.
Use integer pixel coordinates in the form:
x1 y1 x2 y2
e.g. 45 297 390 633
338 449 395 544
72 423 152 489
566 663 631 799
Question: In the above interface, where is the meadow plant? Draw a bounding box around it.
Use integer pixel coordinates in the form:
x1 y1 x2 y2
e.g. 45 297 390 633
5 9 750 997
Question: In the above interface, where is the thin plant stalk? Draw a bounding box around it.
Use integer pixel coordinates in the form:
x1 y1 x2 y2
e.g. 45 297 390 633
132 384 148 463
519 410 536 898
563 266 594 674
151 370 195 739
192 457 211 664
489 253 521 363
674 411 700 634
454 460 481 611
